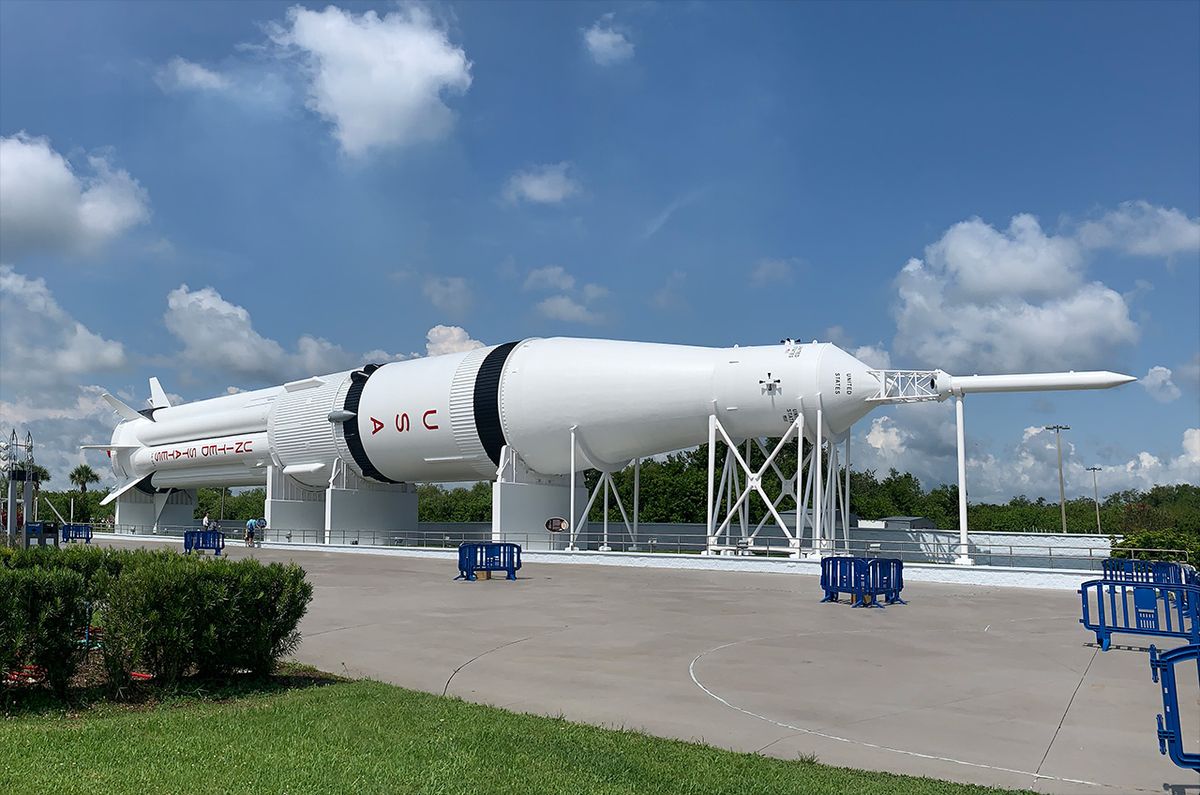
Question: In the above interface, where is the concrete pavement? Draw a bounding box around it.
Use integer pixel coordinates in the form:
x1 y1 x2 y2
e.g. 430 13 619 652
104 536 1199 794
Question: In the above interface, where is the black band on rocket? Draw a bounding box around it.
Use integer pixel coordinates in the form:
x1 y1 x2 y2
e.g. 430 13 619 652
473 341 520 467
342 366 400 484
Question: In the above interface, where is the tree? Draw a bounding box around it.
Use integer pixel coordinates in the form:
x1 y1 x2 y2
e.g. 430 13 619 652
69 463 100 493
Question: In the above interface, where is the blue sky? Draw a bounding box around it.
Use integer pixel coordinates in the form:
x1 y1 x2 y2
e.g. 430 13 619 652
1 0 1197 500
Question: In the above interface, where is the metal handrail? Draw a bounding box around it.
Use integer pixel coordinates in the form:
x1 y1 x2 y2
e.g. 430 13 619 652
91 522 1185 570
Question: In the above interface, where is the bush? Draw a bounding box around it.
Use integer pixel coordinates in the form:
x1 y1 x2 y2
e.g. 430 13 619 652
3 545 314 698
0 568 24 678
1111 528 1200 564
102 556 199 687
12 567 89 698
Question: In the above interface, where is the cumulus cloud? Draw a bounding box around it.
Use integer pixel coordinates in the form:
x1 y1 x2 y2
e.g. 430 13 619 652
155 57 230 92
268 4 471 156
504 162 580 204
0 133 150 258
583 14 634 65
893 213 1138 372
853 344 892 370
1078 200 1200 257
1141 366 1182 403
537 295 602 324
164 285 397 383
0 266 127 388
423 276 473 316
425 324 484 356
0 268 132 487
749 258 794 287
864 416 908 456
523 265 575 291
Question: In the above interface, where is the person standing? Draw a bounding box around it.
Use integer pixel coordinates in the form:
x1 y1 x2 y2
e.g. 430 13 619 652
202 512 211 531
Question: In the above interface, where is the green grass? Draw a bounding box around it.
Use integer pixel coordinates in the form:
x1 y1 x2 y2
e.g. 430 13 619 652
1 677 1032 795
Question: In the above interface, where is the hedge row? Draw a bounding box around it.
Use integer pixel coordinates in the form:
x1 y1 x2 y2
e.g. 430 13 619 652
1 546 313 696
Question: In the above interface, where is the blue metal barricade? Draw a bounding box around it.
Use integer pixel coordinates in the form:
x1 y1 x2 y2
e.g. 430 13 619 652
1079 580 1200 651
1102 558 1191 586
820 556 905 608
61 523 93 544
456 542 522 581
1149 643 1200 771
184 529 225 556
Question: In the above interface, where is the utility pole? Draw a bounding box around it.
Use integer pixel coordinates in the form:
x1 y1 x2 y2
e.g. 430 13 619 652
1086 466 1102 533
1046 425 1070 533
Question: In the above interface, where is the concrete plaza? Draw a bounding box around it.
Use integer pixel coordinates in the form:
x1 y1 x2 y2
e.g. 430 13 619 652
107 536 1199 793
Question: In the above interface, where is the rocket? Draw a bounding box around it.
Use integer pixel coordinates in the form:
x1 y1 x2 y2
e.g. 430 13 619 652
86 337 1135 504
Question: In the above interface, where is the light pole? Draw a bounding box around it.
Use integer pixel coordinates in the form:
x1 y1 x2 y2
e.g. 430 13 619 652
1086 466 1102 533
1045 425 1070 533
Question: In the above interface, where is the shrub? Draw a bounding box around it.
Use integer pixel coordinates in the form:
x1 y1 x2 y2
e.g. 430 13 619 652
231 561 313 676
13 567 89 698
0 568 23 678
101 555 199 687
1111 528 1200 564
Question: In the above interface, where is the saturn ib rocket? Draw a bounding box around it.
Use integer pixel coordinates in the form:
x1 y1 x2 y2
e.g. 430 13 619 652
85 337 1134 535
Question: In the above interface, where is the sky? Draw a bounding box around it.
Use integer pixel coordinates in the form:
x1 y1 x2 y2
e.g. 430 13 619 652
1 0 1197 503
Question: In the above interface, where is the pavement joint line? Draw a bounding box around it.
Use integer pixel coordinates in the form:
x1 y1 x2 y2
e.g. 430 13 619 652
1035 645 1099 779
688 636 1113 790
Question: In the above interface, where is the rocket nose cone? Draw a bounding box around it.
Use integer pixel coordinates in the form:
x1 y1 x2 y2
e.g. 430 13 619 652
814 344 879 437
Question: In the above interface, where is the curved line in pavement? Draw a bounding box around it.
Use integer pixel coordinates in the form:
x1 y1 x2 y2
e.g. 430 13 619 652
687 628 1120 791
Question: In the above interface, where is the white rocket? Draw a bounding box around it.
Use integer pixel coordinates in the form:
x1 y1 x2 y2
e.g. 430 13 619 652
87 337 1134 507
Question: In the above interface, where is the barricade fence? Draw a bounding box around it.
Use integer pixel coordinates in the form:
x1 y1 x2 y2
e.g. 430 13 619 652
84 523 1187 571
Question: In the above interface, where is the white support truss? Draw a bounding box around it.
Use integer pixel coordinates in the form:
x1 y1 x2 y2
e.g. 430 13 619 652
704 414 851 558
866 369 940 403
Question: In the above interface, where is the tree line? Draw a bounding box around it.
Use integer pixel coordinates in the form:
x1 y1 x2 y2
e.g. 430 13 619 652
8 448 1197 538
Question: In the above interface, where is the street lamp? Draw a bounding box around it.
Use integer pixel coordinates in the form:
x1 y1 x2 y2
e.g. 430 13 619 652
1086 466 1102 533
1045 425 1070 534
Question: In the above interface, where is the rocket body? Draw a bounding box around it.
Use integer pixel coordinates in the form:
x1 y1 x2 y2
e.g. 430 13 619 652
101 338 877 494
95 336 1134 500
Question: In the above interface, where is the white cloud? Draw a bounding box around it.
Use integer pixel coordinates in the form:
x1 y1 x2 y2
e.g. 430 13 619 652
423 276 473 316
853 404 1199 504
583 14 634 65
893 213 1138 373
927 214 1084 300
1078 200 1200 257
0 133 150 258
865 416 908 456
643 190 704 238
749 258 794 287
155 57 231 92
504 162 580 204
581 283 609 302
537 295 602 324
853 344 892 370
1178 353 1200 391
1141 366 1182 403
523 265 575 292
164 284 383 383
0 266 127 388
425 325 484 356
268 4 471 156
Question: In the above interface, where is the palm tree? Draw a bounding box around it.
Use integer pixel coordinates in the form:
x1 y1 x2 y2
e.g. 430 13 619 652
69 463 100 493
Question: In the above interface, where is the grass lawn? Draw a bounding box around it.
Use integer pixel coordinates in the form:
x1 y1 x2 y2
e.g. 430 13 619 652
1 676 1032 795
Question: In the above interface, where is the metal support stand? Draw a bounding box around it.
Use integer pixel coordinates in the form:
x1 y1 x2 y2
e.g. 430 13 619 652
703 408 850 558
954 395 974 565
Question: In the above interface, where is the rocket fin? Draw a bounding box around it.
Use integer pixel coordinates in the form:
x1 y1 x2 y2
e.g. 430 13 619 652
100 476 149 507
102 393 146 423
149 378 172 408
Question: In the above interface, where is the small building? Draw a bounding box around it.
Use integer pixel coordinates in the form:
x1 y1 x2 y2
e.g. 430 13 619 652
883 516 936 531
